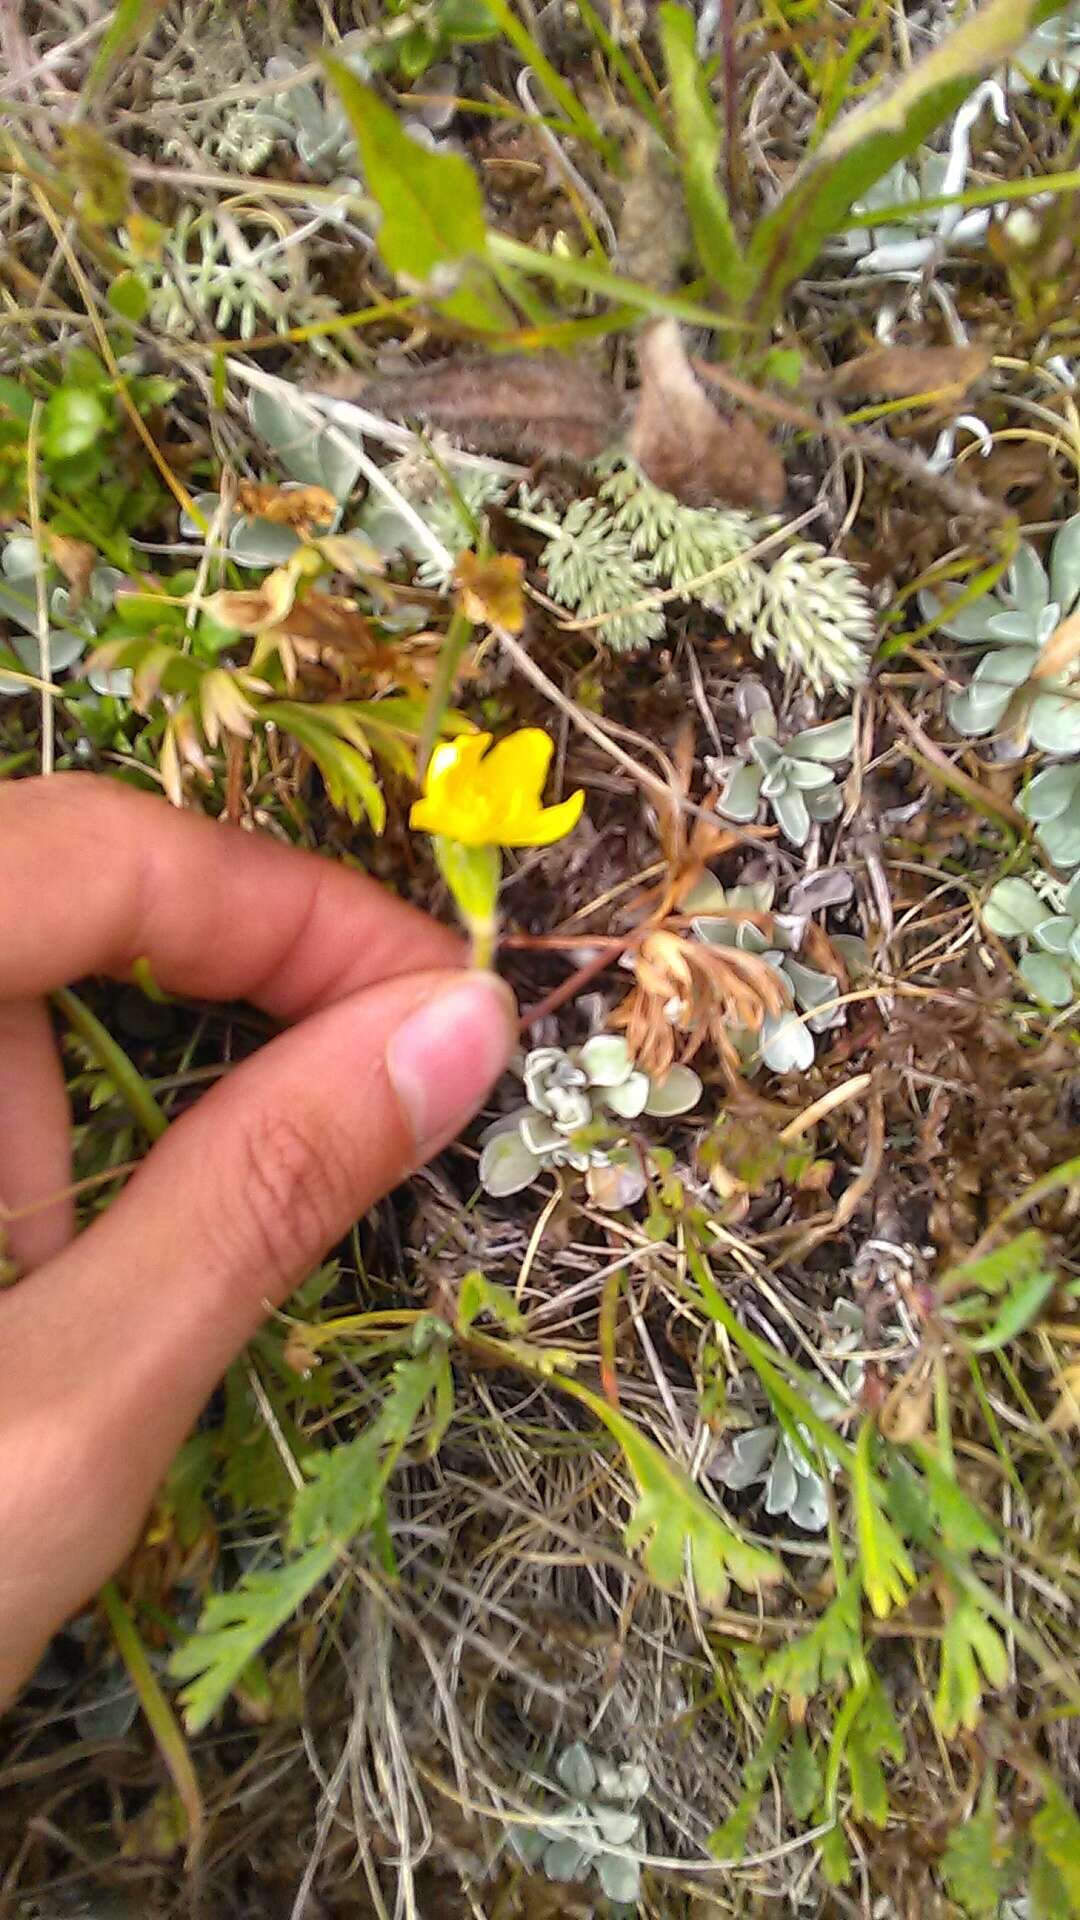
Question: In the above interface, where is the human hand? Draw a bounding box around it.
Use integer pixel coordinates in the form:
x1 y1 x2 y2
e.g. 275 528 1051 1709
0 775 515 1706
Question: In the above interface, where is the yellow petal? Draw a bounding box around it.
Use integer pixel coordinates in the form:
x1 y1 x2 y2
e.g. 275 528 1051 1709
481 728 553 811
503 787 585 846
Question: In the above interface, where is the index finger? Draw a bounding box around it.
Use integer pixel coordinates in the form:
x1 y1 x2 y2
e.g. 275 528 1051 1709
0 776 460 1018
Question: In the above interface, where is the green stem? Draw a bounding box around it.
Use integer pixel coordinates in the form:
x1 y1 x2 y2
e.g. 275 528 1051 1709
469 918 498 971
100 1580 205 1864
53 985 168 1141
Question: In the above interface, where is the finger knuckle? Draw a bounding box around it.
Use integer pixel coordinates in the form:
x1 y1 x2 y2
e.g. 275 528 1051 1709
227 1104 358 1295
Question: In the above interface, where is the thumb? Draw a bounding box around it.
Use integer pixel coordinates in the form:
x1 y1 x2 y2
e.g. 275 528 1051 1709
0 968 514 1683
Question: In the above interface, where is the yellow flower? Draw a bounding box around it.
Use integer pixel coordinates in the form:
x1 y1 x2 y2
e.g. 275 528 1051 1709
410 729 585 848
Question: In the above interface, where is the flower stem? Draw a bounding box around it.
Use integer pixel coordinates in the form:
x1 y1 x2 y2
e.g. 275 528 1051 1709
469 918 497 971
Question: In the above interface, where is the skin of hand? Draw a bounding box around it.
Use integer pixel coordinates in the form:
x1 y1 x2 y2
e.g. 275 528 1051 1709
0 775 516 1708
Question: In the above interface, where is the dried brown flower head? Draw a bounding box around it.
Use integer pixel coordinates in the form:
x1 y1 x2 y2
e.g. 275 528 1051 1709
613 927 789 1079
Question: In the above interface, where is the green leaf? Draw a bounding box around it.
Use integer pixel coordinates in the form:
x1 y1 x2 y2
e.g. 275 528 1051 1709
1031 1782 1080 1917
87 0 168 98
743 0 1071 331
289 1347 447 1550
941 1774 1008 1920
0 375 34 423
478 0 616 162
783 1725 822 1822
321 58 510 331
565 1377 783 1606
260 701 387 831
853 1421 915 1620
819 1820 852 1886
108 270 149 323
708 1707 783 1859
757 1576 863 1705
907 1443 1001 1556
845 1674 903 1827
171 1544 337 1734
935 1588 1009 1737
456 1268 524 1334
659 4 749 300
941 1230 1057 1353
42 388 109 463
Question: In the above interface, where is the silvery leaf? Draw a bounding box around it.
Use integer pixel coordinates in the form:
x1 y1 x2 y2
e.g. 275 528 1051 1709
579 1033 633 1087
1050 513 1080 612
1038 813 1080 868
593 1806 640 1845
1032 916 1073 955
521 1112 563 1156
679 873 732 913
1020 761 1079 822
1065 870 1080 919
602 1071 650 1119
735 920 771 953
789 1470 830 1532
693 914 738 948
771 784 811 846
917 586 999 642
759 760 789 800
249 388 363 501
543 1837 593 1882
1019 951 1075 1006
749 733 783 771
985 609 1043 643
718 1426 776 1489
1030 689 1080 755
0 578 38 634
586 1159 648 1210
547 1086 592 1130
716 761 763 822
88 665 134 698
644 1065 702 1116
948 683 1011 737
787 868 854 915
478 1132 543 1197
765 1446 799 1516
598 1852 642 1903
179 492 228 541
783 757 835 791
790 715 855 762
983 878 1047 937
2 535 40 580
229 519 304 568
806 785 843 823
1009 541 1049 611
75 1674 139 1741
508 1825 547 1867
556 1742 597 1798
615 1763 649 1804
784 959 837 1015
974 645 1037 692
761 1009 815 1072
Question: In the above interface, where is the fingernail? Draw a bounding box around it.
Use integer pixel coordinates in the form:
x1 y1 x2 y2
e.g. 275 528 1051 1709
386 973 517 1149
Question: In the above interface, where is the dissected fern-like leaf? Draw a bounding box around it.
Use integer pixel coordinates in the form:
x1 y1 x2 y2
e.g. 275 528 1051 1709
172 1344 450 1731
853 1420 916 1619
564 1377 783 1604
171 1545 337 1735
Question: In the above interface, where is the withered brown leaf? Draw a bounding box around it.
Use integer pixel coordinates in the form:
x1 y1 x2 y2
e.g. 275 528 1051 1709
44 531 96 608
823 344 990 400
328 353 617 463
235 480 337 536
629 319 786 511
453 549 525 632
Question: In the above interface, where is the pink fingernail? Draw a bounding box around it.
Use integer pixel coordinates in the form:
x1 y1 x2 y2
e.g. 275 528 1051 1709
386 974 517 1149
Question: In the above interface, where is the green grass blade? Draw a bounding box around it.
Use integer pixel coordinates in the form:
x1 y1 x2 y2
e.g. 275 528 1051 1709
480 0 618 164
745 0 1072 332
659 2 749 302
